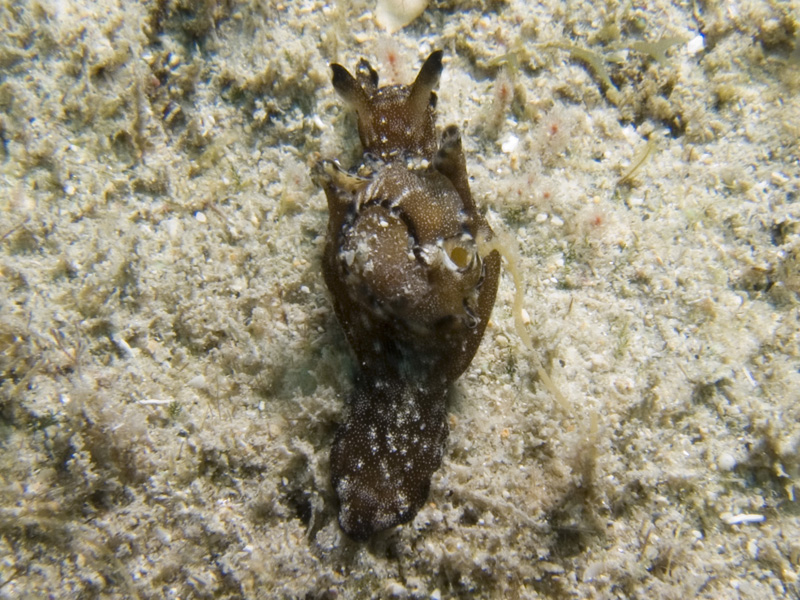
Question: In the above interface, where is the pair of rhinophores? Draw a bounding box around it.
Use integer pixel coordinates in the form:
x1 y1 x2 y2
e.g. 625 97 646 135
313 50 501 540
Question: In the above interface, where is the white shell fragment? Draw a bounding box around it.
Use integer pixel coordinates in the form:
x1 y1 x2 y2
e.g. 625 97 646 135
686 34 705 55
375 0 430 33
720 512 765 526
500 134 519 153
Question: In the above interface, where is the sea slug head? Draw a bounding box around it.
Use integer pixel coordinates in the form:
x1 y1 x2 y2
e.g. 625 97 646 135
330 50 443 161
314 108 501 385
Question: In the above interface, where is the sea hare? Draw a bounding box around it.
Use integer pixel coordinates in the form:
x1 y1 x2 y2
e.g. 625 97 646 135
314 51 500 540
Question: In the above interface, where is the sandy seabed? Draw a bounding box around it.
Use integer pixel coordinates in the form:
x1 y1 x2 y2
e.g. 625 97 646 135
1 0 799 598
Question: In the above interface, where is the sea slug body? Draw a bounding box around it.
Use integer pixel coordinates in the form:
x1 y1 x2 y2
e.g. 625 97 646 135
314 51 500 540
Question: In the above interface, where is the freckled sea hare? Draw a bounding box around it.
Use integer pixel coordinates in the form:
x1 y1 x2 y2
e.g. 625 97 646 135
313 51 500 540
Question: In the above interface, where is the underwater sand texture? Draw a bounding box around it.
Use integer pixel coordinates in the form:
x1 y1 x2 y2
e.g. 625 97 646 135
1 0 799 597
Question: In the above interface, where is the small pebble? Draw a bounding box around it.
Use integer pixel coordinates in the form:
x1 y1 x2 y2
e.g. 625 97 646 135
686 34 705 55
501 134 519 153
718 452 737 471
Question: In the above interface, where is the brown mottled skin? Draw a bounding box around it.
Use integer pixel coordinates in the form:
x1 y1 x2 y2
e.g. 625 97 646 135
313 51 501 541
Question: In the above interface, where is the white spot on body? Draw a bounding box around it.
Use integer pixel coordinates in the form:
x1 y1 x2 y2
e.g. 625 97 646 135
396 492 408 511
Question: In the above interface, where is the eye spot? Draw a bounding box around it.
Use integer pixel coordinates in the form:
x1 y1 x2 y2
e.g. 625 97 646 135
449 246 469 268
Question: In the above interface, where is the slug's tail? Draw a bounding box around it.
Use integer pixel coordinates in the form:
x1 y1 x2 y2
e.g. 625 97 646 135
330 376 448 541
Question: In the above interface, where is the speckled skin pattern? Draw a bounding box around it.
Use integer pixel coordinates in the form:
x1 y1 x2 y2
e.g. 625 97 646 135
314 51 501 541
